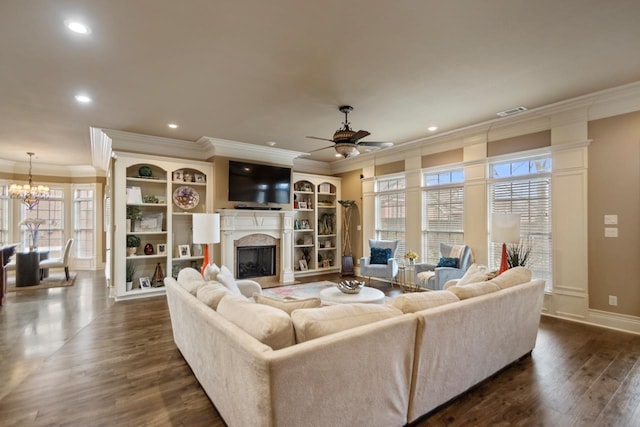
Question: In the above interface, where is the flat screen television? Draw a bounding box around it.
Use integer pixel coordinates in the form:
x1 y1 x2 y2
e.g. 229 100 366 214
228 160 291 204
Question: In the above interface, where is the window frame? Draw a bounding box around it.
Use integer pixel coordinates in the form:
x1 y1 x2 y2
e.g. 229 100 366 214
374 174 406 258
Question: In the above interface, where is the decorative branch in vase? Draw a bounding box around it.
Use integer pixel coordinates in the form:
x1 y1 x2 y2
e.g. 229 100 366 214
19 218 45 251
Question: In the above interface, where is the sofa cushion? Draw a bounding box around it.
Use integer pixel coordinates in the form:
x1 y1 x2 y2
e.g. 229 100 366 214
370 247 392 264
457 263 490 285
254 293 321 314
437 257 459 268
490 266 532 289
391 290 460 313
291 303 402 343
177 267 206 295
447 281 500 299
217 295 295 350
216 265 241 295
197 282 233 309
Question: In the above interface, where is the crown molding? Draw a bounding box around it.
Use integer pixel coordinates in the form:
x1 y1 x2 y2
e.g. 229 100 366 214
292 158 333 175
101 128 208 160
199 137 306 166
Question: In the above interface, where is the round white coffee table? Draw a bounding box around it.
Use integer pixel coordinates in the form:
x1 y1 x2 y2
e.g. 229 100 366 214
319 286 386 305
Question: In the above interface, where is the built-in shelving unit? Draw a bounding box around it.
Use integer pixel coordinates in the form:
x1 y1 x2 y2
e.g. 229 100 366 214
113 152 212 301
292 173 341 277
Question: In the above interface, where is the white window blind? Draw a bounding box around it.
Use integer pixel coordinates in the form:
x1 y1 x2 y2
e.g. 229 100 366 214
489 157 552 291
74 187 95 259
0 184 8 246
374 176 406 258
422 169 464 263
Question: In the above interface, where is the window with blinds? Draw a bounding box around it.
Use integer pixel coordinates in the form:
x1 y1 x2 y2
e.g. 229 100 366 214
374 176 406 258
23 188 65 257
0 184 8 246
74 187 95 259
489 156 552 291
422 169 464 263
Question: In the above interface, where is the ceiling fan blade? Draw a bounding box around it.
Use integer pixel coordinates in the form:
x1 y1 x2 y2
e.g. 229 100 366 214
357 141 394 147
307 145 335 154
306 136 336 143
350 130 370 142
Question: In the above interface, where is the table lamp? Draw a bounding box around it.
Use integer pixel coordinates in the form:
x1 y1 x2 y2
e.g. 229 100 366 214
491 213 520 275
192 213 220 276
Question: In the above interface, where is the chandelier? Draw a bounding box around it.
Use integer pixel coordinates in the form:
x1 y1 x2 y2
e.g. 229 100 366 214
9 152 50 210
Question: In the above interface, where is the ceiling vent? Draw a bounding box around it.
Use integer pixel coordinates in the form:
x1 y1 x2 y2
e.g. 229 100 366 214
496 106 528 117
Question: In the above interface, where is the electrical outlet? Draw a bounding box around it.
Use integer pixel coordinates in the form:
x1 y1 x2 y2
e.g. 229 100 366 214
609 295 618 306
605 227 618 238
604 214 618 225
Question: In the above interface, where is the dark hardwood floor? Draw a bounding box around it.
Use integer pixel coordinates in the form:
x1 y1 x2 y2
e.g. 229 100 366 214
1 271 639 426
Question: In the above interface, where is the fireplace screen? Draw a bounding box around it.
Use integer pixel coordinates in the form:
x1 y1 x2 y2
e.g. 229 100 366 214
236 245 276 279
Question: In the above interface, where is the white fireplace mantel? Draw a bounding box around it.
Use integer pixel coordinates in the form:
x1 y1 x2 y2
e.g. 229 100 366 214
217 209 295 284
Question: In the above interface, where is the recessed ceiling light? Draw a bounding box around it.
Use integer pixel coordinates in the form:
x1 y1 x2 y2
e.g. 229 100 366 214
75 94 91 103
65 20 90 34
266 141 276 147
168 123 179 129
428 126 438 132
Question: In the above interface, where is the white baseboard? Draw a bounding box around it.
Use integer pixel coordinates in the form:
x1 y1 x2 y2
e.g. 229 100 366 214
542 309 640 336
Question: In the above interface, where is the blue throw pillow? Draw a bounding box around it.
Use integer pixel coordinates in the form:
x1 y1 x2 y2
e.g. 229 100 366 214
370 247 392 265
437 257 459 268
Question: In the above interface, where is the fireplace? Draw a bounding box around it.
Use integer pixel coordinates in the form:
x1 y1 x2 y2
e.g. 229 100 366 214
218 210 296 286
236 245 276 279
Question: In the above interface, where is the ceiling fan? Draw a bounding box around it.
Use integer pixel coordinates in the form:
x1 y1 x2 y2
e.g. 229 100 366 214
307 106 393 158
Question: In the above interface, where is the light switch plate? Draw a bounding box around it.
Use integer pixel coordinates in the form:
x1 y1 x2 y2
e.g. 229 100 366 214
605 227 618 238
604 214 618 225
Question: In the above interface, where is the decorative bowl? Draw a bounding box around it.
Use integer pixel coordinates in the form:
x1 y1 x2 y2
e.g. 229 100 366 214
337 280 365 294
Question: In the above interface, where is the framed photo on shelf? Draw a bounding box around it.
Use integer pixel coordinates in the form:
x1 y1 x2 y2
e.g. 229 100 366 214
301 219 310 229
299 259 308 271
194 173 206 183
298 201 308 209
303 235 313 245
126 186 143 204
178 244 191 258
172 170 184 182
156 243 167 255
139 277 151 288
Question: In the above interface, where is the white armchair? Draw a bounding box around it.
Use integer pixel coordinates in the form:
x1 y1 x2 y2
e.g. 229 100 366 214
39 239 74 280
414 243 474 290
359 239 399 284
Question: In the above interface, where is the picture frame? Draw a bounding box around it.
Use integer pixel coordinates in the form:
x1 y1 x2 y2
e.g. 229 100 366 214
298 201 308 209
323 259 331 268
139 277 151 288
178 244 191 258
303 234 313 245
156 243 167 255
135 213 164 232
172 170 184 182
299 259 308 271
301 219 310 229
194 173 206 183
126 186 143 204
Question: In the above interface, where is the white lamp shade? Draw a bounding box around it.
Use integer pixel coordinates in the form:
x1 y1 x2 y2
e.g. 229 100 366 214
192 213 220 244
491 213 521 244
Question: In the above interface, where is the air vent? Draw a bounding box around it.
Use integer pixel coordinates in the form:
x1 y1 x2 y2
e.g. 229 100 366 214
496 106 528 117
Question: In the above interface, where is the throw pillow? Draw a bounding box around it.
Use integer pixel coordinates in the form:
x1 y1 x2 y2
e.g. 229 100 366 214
197 282 233 309
254 293 321 314
177 267 206 295
489 266 532 289
203 263 221 281
437 257 459 268
447 281 500 299
217 295 295 350
291 304 402 343
391 291 460 313
370 247 392 264
216 265 241 295
457 263 490 285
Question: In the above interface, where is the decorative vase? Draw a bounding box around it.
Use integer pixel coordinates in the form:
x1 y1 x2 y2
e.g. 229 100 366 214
127 247 137 256
126 281 133 291
409 259 415 265
144 243 154 255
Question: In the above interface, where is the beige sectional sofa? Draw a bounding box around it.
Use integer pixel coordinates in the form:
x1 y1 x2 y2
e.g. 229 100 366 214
165 267 545 426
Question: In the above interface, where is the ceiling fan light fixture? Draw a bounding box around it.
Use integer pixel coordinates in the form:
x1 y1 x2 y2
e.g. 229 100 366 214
334 143 360 158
